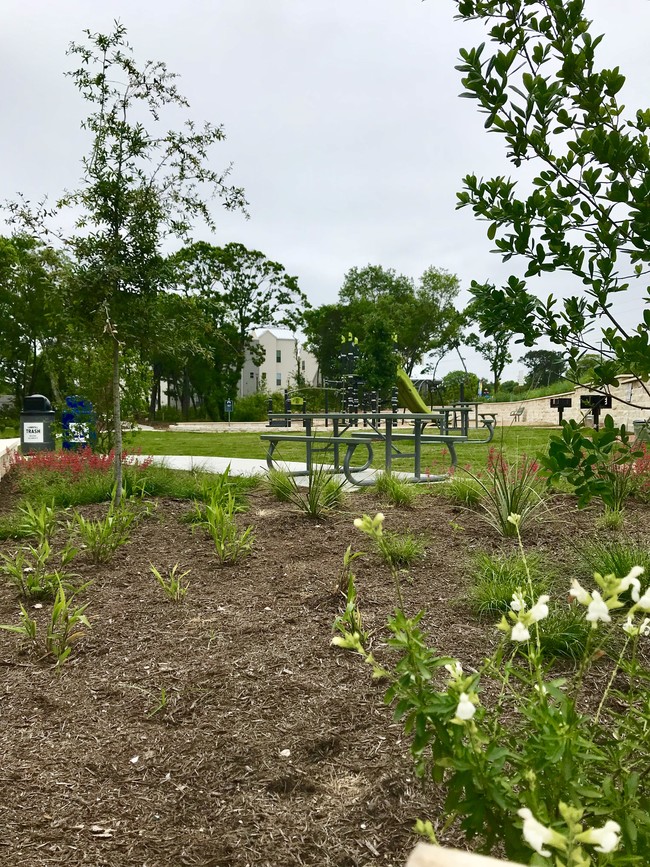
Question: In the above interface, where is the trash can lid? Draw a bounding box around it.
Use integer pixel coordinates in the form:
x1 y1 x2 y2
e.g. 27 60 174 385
23 394 52 412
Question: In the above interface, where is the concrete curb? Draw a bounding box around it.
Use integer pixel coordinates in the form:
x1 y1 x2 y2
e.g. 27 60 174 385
0 438 20 482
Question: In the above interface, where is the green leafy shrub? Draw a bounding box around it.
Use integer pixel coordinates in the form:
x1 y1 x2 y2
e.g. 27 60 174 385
540 416 642 513
578 540 650 585
443 476 484 507
194 489 254 564
0 539 78 601
335 512 650 863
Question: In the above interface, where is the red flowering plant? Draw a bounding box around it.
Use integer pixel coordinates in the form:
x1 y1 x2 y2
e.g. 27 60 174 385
11 448 153 507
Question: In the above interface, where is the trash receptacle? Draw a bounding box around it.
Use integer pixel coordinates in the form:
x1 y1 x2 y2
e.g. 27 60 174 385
20 394 55 453
62 396 96 450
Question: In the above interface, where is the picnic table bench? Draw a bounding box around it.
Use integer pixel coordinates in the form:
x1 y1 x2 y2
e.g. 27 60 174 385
261 415 468 485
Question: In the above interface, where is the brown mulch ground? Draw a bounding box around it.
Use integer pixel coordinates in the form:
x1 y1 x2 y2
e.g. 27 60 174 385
0 477 649 867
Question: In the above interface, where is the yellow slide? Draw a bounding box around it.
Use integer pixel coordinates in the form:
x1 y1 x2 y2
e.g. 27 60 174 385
396 368 431 413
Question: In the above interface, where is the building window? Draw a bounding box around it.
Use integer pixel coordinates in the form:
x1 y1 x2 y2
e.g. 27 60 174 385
301 360 306 371
249 371 254 379
276 373 282 386
276 350 282 363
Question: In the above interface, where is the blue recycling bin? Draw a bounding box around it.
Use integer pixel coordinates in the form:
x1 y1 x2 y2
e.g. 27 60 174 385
62 396 97 450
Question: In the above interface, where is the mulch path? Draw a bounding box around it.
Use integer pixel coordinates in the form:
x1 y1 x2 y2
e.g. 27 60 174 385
0 476 649 866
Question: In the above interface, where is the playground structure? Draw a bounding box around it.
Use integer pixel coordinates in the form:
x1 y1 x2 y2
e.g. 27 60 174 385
262 357 497 485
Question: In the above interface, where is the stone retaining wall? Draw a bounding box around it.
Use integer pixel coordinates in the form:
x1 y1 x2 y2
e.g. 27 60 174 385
476 377 650 428
0 438 19 482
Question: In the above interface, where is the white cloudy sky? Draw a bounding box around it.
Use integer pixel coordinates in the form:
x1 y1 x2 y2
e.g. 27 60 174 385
2 0 649 381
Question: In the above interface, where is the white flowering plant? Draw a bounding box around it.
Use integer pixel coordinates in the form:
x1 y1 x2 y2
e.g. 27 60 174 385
333 513 650 864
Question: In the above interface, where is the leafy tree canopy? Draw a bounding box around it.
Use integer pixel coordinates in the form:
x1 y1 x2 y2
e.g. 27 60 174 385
454 0 650 407
519 349 566 387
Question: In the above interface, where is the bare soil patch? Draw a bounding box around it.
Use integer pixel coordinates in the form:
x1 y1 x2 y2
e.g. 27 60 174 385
1 478 649 866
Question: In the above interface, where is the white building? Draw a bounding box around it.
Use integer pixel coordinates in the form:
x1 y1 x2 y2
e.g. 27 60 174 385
239 329 319 397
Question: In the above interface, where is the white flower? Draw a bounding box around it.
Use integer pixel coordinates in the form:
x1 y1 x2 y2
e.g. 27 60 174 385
455 692 476 721
353 518 364 529
510 591 526 612
529 595 550 623
635 587 650 612
569 579 591 605
586 591 611 623
623 617 636 636
511 621 531 642
618 566 644 602
507 513 521 528
576 820 621 853
518 808 566 857
444 660 463 679
641 618 650 636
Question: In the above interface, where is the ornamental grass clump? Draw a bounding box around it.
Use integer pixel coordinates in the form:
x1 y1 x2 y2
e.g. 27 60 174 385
70 501 138 564
466 550 548 616
374 472 417 507
195 489 253 565
333 511 650 864
465 448 548 537
267 465 346 519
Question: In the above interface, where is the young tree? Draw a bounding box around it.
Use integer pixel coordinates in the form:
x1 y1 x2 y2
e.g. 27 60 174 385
9 23 246 500
463 292 513 392
519 349 566 387
454 0 650 408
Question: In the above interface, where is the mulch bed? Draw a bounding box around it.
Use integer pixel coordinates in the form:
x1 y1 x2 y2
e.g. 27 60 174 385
0 477 649 866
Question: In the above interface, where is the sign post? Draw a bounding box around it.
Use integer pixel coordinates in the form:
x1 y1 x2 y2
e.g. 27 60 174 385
550 397 572 424
580 394 612 431
224 398 233 423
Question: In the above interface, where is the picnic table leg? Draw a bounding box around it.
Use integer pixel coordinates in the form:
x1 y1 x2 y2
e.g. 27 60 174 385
384 418 393 474
333 418 340 470
265 441 279 470
447 439 459 470
343 442 374 486
414 419 422 481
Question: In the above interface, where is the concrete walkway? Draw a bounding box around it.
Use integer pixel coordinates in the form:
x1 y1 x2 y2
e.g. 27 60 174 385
129 453 384 486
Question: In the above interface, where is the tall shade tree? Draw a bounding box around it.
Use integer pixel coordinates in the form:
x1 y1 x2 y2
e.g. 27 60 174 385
8 23 246 499
170 241 308 375
454 0 650 408
304 264 462 384
0 235 73 405
519 349 566 387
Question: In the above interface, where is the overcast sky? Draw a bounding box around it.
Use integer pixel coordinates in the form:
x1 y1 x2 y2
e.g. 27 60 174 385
2 1 649 381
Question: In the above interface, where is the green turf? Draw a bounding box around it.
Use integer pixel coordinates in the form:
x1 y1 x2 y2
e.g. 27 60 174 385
126 425 556 473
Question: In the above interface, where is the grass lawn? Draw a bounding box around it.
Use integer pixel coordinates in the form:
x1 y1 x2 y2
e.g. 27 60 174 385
126 425 557 473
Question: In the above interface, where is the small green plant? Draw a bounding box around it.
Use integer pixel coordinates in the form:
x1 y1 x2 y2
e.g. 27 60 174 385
280 465 347 518
46 580 91 668
375 530 425 569
443 476 483 507
151 563 190 601
195 490 254 564
0 604 38 645
595 508 625 531
536 605 592 660
465 449 548 537
0 539 79 601
0 579 91 668
466 550 548 616
374 472 416 507
147 687 169 717
579 540 650 583
264 468 296 503
16 500 58 544
333 546 369 647
70 501 137 564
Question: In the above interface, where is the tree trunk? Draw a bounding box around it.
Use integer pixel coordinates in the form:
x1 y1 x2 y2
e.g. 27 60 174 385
181 367 191 421
113 339 123 505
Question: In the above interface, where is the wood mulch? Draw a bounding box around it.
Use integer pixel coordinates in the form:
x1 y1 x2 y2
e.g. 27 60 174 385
0 475 649 866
